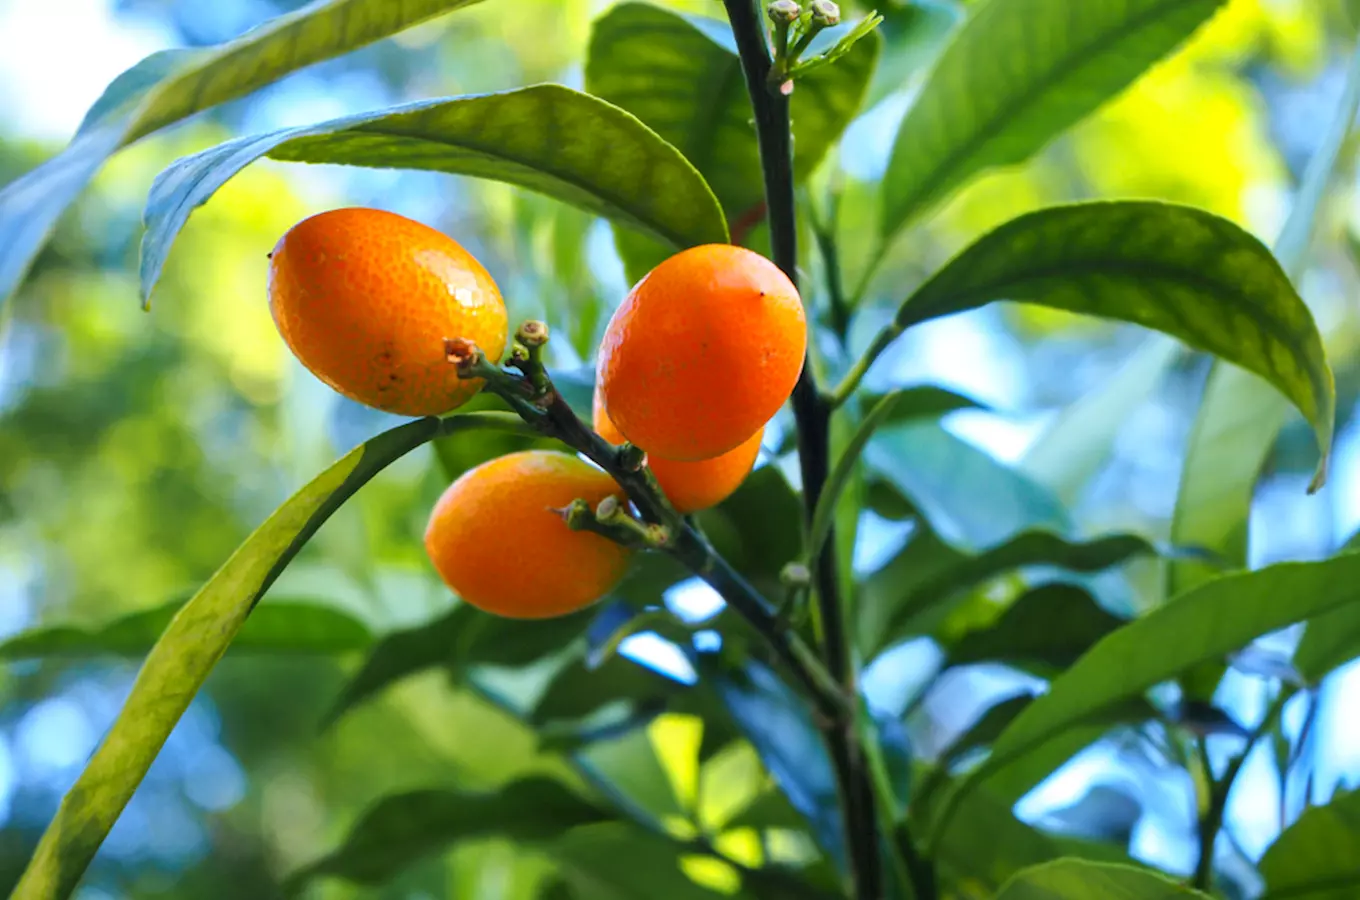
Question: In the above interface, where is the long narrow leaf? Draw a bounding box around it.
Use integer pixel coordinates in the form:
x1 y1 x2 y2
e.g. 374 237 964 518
11 412 521 899
0 0 487 308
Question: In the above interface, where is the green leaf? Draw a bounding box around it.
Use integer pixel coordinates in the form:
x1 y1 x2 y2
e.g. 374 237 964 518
864 0 963 109
702 658 846 873
866 422 1071 551
324 603 598 726
1295 604 1360 685
547 825 739 900
0 599 372 658
994 859 1211 899
891 202 1335 490
945 583 1127 674
0 0 487 307
1259 789 1360 900
880 0 1224 237
1019 336 1180 507
931 553 1360 846
696 465 805 594
586 2 879 219
286 778 614 893
140 84 728 303
585 2 879 279
860 524 1151 657
10 414 449 900
1167 38 1360 599
914 695 1033 809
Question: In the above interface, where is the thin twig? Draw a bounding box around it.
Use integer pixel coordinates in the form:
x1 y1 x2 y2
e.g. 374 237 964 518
1192 688 1291 891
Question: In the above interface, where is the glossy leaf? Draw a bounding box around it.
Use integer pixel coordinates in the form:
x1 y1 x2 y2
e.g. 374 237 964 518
586 2 880 218
10 415 447 900
1259 789 1360 900
141 84 727 303
932 553 1360 843
0 599 372 658
880 0 1224 236
945 583 1127 674
286 778 614 892
703 658 846 873
994 859 1211 899
1167 39 1360 598
0 0 487 307
892 203 1335 489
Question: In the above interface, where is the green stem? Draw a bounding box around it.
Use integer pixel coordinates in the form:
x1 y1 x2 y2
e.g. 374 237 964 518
830 322 903 409
1192 689 1291 891
723 2 881 897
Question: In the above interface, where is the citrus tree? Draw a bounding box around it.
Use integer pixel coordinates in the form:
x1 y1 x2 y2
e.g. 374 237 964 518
3 1 1360 899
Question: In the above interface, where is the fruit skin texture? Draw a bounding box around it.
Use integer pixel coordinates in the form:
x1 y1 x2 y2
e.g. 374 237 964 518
597 244 806 461
268 207 507 416
424 450 630 619
593 386 761 514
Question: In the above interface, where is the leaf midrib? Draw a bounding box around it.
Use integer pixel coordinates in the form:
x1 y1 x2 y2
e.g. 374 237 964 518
891 0 1209 225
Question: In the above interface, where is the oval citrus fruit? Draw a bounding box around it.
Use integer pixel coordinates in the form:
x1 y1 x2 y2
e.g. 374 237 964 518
596 244 805 461
268 207 507 416
424 450 631 619
593 386 761 514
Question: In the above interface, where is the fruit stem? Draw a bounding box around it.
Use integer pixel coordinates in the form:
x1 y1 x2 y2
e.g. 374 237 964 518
447 334 847 721
724 2 887 897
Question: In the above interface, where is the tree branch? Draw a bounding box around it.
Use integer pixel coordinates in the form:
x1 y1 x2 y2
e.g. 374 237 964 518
722 2 882 897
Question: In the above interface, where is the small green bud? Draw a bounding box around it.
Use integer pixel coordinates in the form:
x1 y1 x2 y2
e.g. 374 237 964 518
780 562 812 587
767 0 801 24
516 319 550 348
810 0 840 27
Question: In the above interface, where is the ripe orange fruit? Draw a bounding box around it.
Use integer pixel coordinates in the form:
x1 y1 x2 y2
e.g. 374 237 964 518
424 450 631 619
592 386 761 514
268 207 507 416
597 244 806 461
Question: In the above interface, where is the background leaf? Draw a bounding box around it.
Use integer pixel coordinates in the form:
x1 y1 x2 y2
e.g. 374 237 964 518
702 657 846 874
944 583 1127 674
0 599 372 658
1259 789 1360 900
9 415 448 899
994 859 1211 899
1167 38 1360 599
890 202 1335 488
140 84 727 302
880 0 1224 237
0 0 487 307
933 553 1360 843
287 778 614 892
